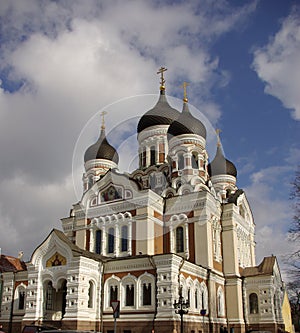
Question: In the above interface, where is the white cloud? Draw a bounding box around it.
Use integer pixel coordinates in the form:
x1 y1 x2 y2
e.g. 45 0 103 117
244 161 297 266
252 7 300 120
0 0 260 256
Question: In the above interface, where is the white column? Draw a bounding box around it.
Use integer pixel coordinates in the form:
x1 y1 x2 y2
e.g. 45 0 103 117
102 228 107 256
89 228 95 252
169 226 174 253
156 140 159 164
185 222 189 259
115 225 120 257
128 221 132 255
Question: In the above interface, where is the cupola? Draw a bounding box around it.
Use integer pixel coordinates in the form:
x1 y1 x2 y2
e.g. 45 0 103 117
167 86 206 140
137 67 180 169
83 112 119 192
207 130 237 199
137 67 179 134
207 130 237 178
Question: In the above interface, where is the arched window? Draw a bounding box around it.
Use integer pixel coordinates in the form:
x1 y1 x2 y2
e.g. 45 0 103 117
18 290 25 310
95 229 102 254
150 146 156 165
88 281 94 308
142 283 152 306
176 226 184 253
108 228 115 254
88 176 93 189
191 152 199 169
60 280 67 317
46 281 54 310
110 285 118 304
121 226 128 252
125 284 134 306
249 293 258 314
178 153 184 170
195 290 198 309
200 283 208 312
187 288 191 306
217 287 225 316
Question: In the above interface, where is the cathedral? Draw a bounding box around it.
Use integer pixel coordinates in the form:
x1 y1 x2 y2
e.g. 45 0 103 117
0 68 293 333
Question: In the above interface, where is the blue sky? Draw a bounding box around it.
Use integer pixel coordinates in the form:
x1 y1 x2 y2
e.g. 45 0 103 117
0 0 299 277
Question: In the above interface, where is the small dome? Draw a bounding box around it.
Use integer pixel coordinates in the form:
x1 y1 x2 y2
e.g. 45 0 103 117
167 102 207 139
84 128 119 164
137 90 180 133
207 146 237 177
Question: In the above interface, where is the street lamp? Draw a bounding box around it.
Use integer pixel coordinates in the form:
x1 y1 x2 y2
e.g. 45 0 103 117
174 285 190 333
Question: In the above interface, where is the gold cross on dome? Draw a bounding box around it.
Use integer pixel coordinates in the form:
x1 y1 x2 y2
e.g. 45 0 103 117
157 66 167 90
180 81 189 102
101 111 107 130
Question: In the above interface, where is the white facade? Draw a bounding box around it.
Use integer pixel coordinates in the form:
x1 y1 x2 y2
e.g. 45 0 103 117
0 83 289 333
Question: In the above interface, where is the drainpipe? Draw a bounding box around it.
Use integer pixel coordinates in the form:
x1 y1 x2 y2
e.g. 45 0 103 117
241 277 248 333
148 256 157 333
207 268 212 333
99 261 105 333
8 271 16 333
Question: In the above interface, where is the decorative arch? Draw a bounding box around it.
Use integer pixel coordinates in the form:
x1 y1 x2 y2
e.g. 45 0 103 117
104 275 121 309
217 286 225 316
169 214 189 259
43 278 67 320
14 283 26 311
88 280 95 309
200 281 209 313
138 272 155 308
121 274 137 308
249 292 259 314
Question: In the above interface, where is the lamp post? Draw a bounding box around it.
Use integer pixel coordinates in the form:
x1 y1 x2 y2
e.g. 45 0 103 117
174 285 190 333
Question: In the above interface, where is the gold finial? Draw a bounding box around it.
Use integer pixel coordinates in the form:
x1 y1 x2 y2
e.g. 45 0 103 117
180 81 189 103
216 129 222 147
101 111 107 130
157 66 167 91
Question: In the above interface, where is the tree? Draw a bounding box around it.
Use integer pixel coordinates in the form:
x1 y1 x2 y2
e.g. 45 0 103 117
287 166 300 280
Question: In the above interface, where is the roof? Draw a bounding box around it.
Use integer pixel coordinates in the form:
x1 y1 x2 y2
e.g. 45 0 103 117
243 256 277 277
84 128 119 164
51 229 109 262
207 145 237 177
137 90 180 133
167 101 207 139
0 254 27 273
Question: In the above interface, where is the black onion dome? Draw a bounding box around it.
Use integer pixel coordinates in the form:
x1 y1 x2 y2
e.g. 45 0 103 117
84 128 119 164
207 146 237 177
137 90 180 133
167 102 207 139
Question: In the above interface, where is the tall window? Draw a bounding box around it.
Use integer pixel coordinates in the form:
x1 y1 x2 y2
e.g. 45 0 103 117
150 146 156 165
192 152 199 168
108 228 115 254
18 290 25 310
95 229 102 254
46 281 53 310
142 283 151 306
176 226 184 253
125 284 134 306
88 281 94 308
61 280 67 317
178 153 184 170
249 293 258 314
121 226 128 252
195 290 198 309
142 148 146 167
110 285 118 303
